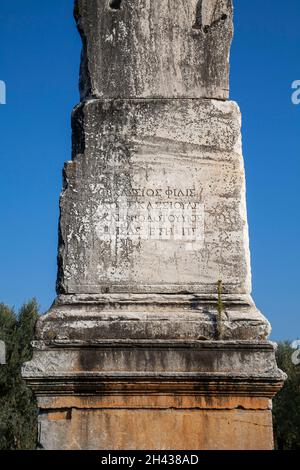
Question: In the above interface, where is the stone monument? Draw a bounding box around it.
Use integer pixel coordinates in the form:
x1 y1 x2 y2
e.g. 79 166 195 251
23 0 285 450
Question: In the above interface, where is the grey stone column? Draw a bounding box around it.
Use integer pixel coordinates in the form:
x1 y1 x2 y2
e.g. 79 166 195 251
23 0 285 450
0 341 5 365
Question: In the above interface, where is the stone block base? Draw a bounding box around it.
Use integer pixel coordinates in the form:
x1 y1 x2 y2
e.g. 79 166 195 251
23 317 285 450
38 396 274 450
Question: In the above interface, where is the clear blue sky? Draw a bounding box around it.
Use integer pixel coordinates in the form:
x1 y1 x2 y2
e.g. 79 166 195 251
0 0 299 340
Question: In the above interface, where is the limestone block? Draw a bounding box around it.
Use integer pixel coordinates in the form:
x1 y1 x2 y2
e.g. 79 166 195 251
38 408 274 450
75 0 233 100
57 99 251 296
22 340 285 450
32 293 271 342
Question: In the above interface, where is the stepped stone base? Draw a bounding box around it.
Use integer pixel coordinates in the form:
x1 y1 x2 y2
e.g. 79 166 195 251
23 297 285 450
32 293 271 342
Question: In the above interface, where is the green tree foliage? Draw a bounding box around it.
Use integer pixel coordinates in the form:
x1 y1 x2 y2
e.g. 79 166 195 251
273 341 300 450
0 300 38 450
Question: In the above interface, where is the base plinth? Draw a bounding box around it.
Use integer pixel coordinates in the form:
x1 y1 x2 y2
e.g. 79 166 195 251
37 397 274 450
23 298 285 450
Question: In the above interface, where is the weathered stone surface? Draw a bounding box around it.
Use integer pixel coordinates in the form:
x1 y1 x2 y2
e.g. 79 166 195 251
57 99 250 296
23 340 284 450
23 340 283 379
75 0 233 100
22 0 285 451
33 294 271 342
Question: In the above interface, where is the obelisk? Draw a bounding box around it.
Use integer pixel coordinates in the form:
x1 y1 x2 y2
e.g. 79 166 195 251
23 0 285 450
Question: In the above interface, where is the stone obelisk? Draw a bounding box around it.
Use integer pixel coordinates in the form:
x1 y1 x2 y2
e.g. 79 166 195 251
23 0 285 450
